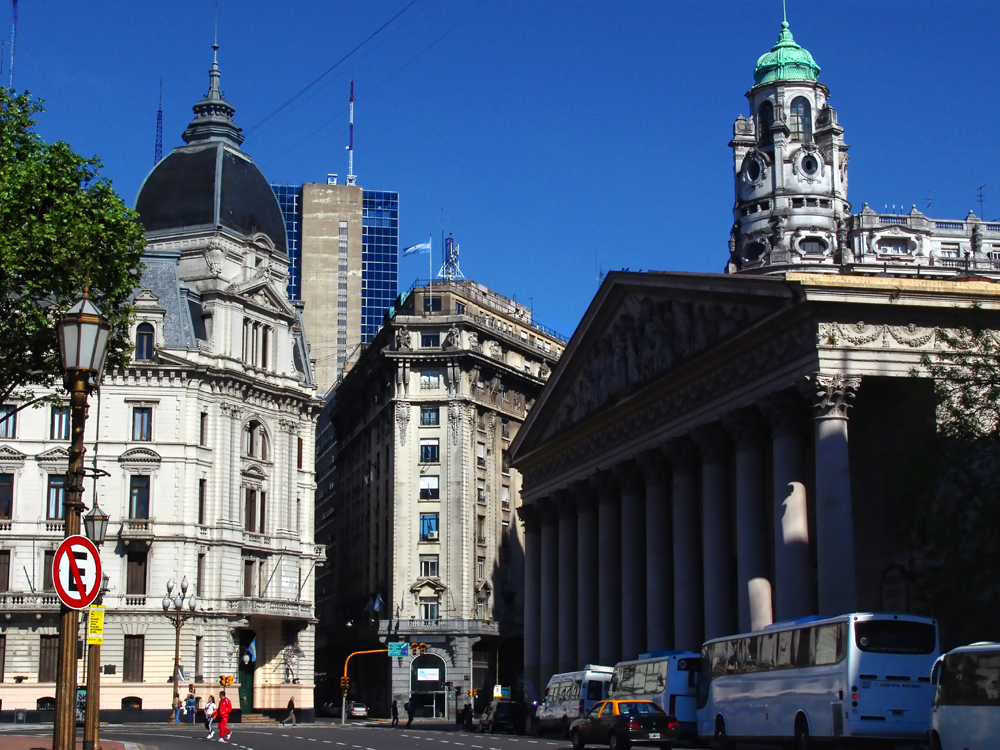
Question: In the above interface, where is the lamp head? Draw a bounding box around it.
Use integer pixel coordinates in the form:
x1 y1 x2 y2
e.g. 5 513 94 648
180 576 189 593
174 594 183 609
83 502 110 545
57 292 111 378
166 578 175 594
189 595 197 611
162 596 171 611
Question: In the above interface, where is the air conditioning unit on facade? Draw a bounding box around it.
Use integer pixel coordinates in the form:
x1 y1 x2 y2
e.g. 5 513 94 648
427 531 440 541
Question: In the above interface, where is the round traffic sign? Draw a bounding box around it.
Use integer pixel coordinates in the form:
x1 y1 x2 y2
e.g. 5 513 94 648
52 535 102 609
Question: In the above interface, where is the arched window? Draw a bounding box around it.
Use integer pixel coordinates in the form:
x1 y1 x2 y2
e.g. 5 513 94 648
135 323 154 361
758 101 775 148
789 97 812 142
244 421 269 460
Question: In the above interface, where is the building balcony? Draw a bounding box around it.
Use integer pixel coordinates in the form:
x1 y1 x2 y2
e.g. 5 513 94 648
242 530 271 550
226 596 314 620
119 518 154 540
379 618 500 639
0 592 61 610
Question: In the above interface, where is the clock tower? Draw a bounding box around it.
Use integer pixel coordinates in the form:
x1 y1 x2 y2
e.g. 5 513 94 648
728 17 850 274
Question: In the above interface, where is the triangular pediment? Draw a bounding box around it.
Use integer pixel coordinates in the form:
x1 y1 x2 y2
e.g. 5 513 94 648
35 446 70 464
241 463 267 480
230 278 295 317
410 578 447 594
0 444 27 463
511 271 794 458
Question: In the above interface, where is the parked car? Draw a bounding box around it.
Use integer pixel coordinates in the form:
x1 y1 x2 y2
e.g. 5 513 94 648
347 701 368 718
480 700 525 734
569 699 680 750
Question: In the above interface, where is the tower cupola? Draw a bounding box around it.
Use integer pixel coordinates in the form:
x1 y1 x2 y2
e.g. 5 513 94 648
727 15 849 276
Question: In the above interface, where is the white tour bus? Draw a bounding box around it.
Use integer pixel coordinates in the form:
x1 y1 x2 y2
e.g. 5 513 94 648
535 665 614 737
607 652 702 737
697 612 939 746
930 642 1000 750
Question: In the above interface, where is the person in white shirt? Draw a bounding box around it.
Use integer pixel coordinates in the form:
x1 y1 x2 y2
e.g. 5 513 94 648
204 695 218 739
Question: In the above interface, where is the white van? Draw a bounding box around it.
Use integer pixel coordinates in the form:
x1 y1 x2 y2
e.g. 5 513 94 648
535 665 614 737
930 642 1000 750
609 652 702 737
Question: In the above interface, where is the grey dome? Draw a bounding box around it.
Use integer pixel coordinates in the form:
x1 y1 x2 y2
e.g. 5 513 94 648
134 46 287 255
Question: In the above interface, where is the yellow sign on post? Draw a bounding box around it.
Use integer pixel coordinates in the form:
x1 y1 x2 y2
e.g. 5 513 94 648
87 605 105 645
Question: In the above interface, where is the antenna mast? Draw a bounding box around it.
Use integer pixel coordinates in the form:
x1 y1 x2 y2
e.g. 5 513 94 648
9 0 16 89
437 232 465 281
976 184 987 219
346 80 357 185
154 79 163 165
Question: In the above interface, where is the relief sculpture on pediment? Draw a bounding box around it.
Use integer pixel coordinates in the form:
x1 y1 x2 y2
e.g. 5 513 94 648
547 295 758 437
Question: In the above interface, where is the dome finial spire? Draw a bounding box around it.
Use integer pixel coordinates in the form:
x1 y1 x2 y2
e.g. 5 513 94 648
783 0 787 25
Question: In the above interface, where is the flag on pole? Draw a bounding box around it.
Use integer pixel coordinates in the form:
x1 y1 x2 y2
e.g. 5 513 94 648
374 594 384 613
402 239 431 256
248 638 257 663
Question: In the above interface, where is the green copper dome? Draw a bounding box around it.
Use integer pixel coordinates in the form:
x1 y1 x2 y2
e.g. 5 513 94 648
754 21 820 85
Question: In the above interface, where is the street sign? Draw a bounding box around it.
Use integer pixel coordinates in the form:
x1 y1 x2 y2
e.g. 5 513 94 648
388 642 409 657
52 535 102 610
493 684 502 698
87 605 105 645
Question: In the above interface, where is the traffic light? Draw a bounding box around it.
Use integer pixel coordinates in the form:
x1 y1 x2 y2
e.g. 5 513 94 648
409 642 427 655
219 675 234 686
340 676 350 696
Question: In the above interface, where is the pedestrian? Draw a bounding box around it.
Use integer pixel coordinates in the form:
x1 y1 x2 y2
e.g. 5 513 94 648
391 700 399 728
204 694 218 739
405 698 414 728
173 695 182 724
217 689 233 743
464 704 473 732
186 690 198 724
281 696 297 726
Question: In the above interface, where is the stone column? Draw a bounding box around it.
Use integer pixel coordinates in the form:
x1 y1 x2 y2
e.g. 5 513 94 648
813 373 861 615
539 502 559 688
723 409 772 632
761 391 811 621
615 462 646 661
692 424 736 640
595 472 622 666
574 484 600 666
557 494 578 673
519 504 542 701
639 450 673 652
668 439 703 651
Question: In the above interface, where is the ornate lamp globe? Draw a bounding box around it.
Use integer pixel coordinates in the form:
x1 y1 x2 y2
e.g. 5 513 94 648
162 596 172 611
57 292 111 377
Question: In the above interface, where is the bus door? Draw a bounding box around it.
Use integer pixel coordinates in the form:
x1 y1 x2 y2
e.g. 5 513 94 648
669 657 701 728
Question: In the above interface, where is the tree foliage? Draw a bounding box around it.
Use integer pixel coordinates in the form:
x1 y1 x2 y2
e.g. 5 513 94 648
898 324 1000 644
0 87 145 404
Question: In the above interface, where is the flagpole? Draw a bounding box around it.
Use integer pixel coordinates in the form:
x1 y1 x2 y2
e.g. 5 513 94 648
428 233 433 316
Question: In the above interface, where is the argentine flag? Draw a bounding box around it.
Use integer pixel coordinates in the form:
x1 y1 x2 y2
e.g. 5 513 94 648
247 638 257 663
402 239 431 257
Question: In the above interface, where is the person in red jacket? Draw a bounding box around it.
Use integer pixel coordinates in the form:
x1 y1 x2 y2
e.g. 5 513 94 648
217 690 233 743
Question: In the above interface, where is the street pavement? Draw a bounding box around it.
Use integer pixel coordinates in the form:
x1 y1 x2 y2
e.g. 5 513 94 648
0 720 924 750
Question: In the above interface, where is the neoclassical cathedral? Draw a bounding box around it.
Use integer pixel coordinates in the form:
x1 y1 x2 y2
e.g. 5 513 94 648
511 18 1000 698
0 48 321 720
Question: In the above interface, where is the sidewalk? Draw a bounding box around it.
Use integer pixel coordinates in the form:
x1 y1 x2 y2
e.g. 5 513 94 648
3 738 133 750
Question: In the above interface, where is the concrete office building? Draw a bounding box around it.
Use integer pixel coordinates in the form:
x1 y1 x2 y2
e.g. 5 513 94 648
271 182 399 393
315 280 565 714
0 47 323 720
511 17 1000 698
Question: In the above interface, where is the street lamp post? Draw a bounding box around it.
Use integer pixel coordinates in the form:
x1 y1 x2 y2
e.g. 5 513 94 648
83 502 109 750
162 577 198 722
53 292 111 750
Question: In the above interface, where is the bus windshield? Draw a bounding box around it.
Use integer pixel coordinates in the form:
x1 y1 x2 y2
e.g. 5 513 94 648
937 651 1000 706
854 620 937 654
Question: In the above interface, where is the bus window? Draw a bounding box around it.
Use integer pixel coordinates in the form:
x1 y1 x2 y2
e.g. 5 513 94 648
620 666 637 693
776 631 793 667
791 628 810 667
855 620 937 654
814 624 844 666
587 680 603 701
759 633 778 669
939 653 1000 706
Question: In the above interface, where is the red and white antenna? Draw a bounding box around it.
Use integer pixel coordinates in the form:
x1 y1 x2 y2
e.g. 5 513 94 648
346 80 357 185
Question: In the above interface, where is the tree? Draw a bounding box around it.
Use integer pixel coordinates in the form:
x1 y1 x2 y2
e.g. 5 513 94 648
0 87 145 408
895 323 1000 645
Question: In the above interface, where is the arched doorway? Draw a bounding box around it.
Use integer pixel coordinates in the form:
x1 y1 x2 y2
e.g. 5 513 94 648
410 653 448 717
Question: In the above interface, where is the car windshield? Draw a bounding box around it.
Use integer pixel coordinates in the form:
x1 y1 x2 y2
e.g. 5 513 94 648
616 702 664 715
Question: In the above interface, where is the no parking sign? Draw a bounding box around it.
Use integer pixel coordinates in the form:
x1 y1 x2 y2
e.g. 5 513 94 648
52 535 102 610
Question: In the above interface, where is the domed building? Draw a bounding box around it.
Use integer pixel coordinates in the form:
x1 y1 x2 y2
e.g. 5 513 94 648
0 46 321 721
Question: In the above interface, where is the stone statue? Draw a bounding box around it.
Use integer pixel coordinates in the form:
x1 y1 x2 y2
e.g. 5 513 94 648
467 331 479 351
395 325 412 351
446 323 461 349
972 223 985 255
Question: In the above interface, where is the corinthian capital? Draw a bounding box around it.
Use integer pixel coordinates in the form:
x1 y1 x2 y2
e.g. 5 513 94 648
812 373 861 419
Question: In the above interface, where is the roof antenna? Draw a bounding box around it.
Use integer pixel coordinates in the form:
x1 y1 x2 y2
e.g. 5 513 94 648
9 0 17 89
214 0 218 48
346 80 357 185
154 79 163 165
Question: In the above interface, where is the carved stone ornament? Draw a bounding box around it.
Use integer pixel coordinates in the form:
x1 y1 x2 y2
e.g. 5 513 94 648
118 447 163 466
489 341 503 360
468 331 479 351
395 325 412 352
544 294 763 440
741 149 768 188
205 240 225 278
812 373 861 419
791 143 826 184
818 321 937 350
972 223 985 255
446 324 461 349
448 401 462 444
248 289 277 312
734 114 755 137
396 402 411 445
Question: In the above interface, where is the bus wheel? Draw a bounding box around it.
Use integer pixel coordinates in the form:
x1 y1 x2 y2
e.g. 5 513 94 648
929 730 943 750
713 716 730 750
793 714 810 750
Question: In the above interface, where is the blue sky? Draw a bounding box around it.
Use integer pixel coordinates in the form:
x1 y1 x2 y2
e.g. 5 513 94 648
13 0 1000 338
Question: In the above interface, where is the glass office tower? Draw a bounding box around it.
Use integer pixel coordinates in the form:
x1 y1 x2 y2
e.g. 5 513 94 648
271 183 303 301
361 190 399 342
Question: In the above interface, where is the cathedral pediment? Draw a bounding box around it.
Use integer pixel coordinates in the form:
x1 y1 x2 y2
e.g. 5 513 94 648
410 578 447 594
35 447 70 466
229 278 295 317
118 447 163 465
0 444 27 466
512 271 794 456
